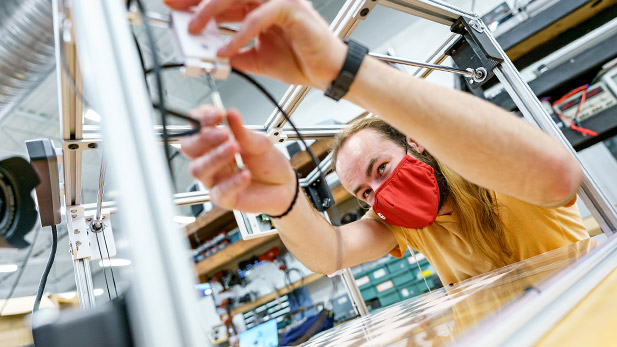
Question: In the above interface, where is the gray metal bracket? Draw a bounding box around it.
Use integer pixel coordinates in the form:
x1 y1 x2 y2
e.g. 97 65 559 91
446 16 504 88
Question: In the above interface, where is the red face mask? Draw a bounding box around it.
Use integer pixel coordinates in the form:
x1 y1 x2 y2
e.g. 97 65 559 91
373 155 440 228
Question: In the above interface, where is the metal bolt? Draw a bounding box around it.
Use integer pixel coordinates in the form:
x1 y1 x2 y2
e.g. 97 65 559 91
102 216 105 219
88 143 98 149
279 139 284 143
469 20 484 33
360 8 369 16
87 217 92 222
74 229 80 234
72 214 77 219
68 144 79 150
322 198 331 208
273 132 279 136
71 209 77 213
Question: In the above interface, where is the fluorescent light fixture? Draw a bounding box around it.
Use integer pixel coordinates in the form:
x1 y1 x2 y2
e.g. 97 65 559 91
0 264 18 273
99 258 131 267
57 291 77 300
84 109 101 122
94 288 104 296
173 216 196 224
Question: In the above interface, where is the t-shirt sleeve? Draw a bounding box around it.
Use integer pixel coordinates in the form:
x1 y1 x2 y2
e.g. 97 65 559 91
362 208 414 258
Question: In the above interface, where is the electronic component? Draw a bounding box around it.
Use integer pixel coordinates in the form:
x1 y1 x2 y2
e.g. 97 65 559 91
601 65 617 98
169 10 230 80
552 82 617 121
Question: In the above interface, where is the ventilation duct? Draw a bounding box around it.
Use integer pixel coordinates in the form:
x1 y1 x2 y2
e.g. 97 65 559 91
0 0 55 121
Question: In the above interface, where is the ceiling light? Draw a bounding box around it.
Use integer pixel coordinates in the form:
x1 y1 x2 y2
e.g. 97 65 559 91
84 109 101 122
99 258 131 267
94 288 104 296
173 216 196 224
57 291 76 300
0 264 18 273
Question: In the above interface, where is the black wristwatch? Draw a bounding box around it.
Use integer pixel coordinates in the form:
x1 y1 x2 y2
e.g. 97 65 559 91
324 38 369 101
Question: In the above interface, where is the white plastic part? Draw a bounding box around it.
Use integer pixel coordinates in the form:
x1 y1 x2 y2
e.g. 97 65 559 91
169 10 230 80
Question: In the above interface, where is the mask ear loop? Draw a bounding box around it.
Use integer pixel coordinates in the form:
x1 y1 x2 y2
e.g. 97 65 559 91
399 226 431 294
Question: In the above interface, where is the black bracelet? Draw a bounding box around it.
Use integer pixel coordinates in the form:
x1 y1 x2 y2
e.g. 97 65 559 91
268 171 300 219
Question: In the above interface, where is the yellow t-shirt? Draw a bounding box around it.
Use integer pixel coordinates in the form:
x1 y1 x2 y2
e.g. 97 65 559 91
363 193 589 285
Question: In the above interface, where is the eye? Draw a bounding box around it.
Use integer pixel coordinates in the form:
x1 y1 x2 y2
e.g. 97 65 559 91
362 188 372 200
378 163 386 176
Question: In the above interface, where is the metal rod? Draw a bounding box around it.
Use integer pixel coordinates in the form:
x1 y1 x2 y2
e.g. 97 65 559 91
95 157 105 223
369 52 474 77
341 268 370 317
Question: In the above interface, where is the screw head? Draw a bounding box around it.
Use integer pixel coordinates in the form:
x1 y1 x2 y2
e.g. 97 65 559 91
71 209 77 213
68 144 79 150
76 241 82 246
360 8 369 16
74 229 80 234
88 143 98 149
87 217 92 222
72 214 77 219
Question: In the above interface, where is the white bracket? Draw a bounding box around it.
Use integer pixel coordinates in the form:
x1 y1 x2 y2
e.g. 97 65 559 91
67 205 116 261
267 127 288 144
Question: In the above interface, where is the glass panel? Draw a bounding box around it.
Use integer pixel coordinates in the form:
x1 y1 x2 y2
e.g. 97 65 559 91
303 238 599 346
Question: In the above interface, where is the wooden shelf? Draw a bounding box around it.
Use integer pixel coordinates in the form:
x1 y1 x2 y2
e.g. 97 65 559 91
290 139 334 176
195 234 279 277
230 273 325 316
185 206 237 246
332 183 353 204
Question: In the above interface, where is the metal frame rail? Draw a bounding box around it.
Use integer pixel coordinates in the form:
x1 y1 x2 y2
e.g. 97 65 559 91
53 0 617 345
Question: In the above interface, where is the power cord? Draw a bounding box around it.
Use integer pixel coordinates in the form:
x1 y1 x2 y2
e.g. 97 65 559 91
33 225 58 312
0 227 40 316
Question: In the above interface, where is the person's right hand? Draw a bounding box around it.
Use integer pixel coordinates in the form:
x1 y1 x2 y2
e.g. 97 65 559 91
164 0 347 90
179 105 297 215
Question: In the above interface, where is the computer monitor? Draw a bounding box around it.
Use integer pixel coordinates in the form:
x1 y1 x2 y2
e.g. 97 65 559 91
239 319 278 347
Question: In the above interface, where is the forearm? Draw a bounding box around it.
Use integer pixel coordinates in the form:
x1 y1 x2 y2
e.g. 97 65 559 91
273 192 342 274
346 57 581 207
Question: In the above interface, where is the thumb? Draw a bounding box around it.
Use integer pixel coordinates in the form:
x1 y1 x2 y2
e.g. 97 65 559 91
226 108 272 155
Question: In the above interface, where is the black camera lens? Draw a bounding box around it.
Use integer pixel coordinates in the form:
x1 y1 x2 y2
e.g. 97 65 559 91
0 157 40 249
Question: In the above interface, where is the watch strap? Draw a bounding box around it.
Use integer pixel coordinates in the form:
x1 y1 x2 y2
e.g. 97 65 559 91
324 38 368 101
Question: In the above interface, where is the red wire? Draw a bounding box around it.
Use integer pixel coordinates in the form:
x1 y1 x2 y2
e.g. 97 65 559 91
552 84 597 137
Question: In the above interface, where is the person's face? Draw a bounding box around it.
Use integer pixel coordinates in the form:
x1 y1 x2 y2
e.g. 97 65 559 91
336 129 423 206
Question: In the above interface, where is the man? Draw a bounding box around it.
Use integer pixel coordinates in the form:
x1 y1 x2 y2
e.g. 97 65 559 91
167 0 588 285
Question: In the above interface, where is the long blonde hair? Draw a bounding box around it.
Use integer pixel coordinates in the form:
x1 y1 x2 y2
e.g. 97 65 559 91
332 117 513 268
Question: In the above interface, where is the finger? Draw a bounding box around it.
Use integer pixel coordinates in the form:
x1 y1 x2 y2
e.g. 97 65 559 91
189 140 240 187
179 127 229 159
217 0 292 57
226 108 272 155
228 47 260 75
164 0 200 10
189 0 262 34
214 4 260 23
187 104 223 126
209 170 252 208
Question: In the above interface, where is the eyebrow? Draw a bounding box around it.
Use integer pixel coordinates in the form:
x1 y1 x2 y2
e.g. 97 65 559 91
353 157 379 196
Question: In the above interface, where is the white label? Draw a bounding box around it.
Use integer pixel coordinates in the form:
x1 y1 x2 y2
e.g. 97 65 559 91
401 288 410 297
373 268 386 279
376 280 393 293
377 213 386 220
355 275 369 287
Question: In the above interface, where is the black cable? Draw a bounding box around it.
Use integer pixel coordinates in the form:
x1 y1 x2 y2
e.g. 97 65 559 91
0 228 40 316
231 68 340 225
135 0 174 181
102 232 119 298
33 225 58 313
95 231 113 301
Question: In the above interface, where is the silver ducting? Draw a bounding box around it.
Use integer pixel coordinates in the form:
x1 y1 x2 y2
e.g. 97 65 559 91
0 0 55 121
